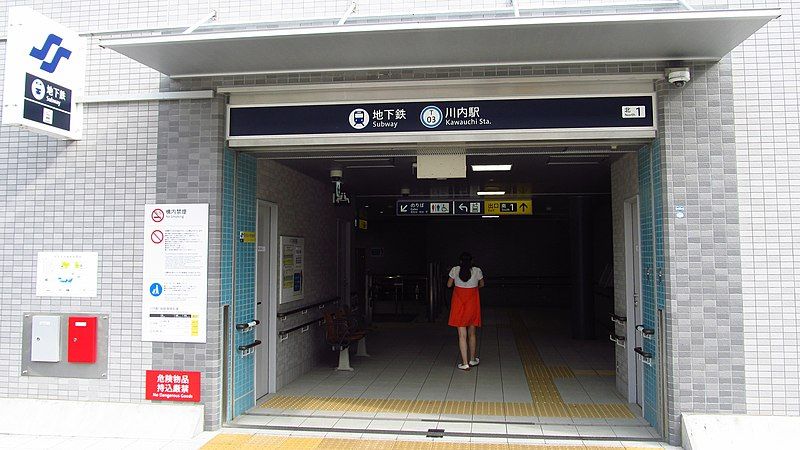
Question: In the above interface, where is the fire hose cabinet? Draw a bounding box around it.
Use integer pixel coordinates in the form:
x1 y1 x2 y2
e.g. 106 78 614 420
67 316 97 363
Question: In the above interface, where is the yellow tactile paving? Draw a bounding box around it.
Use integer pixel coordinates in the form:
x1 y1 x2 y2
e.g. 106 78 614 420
508 316 634 420
260 395 631 420
203 434 658 449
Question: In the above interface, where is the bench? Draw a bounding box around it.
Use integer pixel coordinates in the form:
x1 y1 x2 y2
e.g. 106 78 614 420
323 311 366 371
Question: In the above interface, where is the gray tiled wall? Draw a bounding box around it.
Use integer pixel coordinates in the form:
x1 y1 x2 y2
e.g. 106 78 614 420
657 59 747 442
256 160 352 388
154 97 226 428
0 101 157 402
610 153 639 398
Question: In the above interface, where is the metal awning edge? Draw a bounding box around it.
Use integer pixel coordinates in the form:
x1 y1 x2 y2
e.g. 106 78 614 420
100 9 780 47
98 9 781 78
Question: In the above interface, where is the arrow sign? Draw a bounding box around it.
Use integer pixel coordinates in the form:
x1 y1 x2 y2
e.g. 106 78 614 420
484 200 532 215
400 204 408 213
453 201 484 215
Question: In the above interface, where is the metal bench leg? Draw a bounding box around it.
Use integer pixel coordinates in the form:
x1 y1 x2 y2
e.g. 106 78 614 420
356 337 370 357
336 347 354 371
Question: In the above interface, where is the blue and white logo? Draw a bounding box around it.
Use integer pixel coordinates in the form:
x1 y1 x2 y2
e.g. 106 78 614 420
420 106 443 129
30 33 72 73
149 282 163 297
348 108 369 130
30 78 45 100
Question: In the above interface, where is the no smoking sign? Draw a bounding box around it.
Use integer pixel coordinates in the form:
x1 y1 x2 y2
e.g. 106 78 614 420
151 209 164 222
151 230 164 244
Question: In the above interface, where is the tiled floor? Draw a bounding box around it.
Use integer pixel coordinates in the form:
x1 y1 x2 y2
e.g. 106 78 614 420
201 429 679 449
235 308 656 442
0 431 218 449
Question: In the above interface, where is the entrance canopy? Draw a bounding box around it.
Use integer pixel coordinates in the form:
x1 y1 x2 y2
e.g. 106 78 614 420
99 9 779 78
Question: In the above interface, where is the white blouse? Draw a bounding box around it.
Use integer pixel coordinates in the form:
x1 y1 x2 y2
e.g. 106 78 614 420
449 266 484 288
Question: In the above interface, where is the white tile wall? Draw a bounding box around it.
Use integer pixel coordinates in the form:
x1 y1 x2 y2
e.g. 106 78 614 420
728 0 800 415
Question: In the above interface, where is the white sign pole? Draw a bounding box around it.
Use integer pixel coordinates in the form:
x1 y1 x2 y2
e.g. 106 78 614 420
2 7 85 140
142 204 209 343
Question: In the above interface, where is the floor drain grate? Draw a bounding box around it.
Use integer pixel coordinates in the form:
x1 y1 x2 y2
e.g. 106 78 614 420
426 428 445 438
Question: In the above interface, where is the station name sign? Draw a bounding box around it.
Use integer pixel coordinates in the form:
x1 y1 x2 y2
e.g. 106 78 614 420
229 95 654 137
397 200 532 216
2 7 85 140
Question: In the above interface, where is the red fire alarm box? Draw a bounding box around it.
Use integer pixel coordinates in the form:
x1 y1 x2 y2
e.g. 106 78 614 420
67 316 97 363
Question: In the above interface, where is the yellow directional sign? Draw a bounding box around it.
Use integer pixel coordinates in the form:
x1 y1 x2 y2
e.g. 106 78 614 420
484 199 532 215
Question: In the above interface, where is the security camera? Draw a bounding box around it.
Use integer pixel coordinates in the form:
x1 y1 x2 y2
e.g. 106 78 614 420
665 67 690 88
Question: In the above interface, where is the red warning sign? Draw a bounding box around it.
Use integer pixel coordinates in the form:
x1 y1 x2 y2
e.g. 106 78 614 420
151 230 164 244
145 370 200 402
151 209 164 222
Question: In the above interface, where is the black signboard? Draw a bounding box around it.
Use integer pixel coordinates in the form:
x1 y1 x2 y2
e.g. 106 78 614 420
453 201 484 216
229 96 654 137
397 200 490 217
396 201 453 216
23 73 72 131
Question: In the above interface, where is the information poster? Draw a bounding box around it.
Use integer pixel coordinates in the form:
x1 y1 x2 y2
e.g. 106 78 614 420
142 204 208 343
279 236 304 304
36 252 98 297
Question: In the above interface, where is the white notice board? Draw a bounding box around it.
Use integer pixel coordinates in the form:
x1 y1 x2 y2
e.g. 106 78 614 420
36 252 98 297
279 236 304 304
142 204 209 343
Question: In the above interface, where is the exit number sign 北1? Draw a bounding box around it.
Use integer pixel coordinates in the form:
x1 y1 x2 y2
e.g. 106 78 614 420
484 200 532 215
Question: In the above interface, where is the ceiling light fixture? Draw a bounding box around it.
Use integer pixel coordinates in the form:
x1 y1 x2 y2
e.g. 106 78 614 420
482 215 500 219
477 191 506 196
472 164 512 172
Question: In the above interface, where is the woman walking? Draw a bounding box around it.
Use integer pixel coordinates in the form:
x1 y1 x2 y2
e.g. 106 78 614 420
447 252 484 371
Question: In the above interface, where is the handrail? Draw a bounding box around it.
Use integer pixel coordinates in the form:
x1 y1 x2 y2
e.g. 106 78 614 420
238 340 262 352
236 320 260 331
610 313 627 325
277 297 340 319
279 317 324 337
609 333 626 348
634 347 654 367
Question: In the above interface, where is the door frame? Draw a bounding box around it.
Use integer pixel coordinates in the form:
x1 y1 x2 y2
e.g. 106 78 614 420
255 199 279 398
623 195 642 405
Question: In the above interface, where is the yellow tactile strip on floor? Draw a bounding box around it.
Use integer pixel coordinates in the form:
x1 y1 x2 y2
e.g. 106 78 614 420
260 396 632 419
509 316 634 420
202 433 657 449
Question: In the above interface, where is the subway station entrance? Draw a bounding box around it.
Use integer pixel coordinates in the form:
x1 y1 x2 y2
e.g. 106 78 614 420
235 153 656 444
220 77 664 445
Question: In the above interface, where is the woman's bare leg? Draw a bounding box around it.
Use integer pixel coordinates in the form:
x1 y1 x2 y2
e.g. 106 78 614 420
468 326 477 361
457 327 469 365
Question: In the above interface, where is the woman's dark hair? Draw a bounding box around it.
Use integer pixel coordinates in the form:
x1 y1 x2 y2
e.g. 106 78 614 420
458 252 474 282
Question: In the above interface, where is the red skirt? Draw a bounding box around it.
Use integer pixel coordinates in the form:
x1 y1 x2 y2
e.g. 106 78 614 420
448 286 481 327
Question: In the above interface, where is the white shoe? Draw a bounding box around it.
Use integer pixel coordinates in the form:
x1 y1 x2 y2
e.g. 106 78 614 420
469 357 480 367
457 363 470 371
